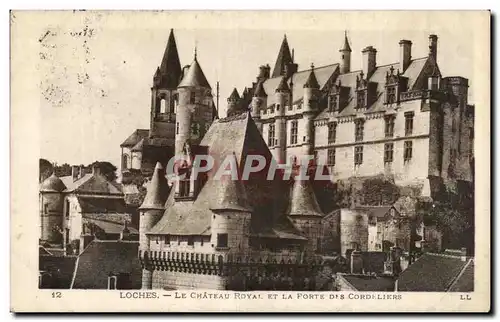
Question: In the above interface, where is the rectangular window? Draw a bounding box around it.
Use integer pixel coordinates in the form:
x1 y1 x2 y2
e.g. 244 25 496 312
107 276 117 290
405 112 414 136
316 238 322 253
384 143 394 163
65 200 70 218
290 121 298 145
187 236 194 246
356 92 365 109
176 122 179 135
355 119 364 142
179 179 190 197
387 86 397 104
268 123 275 147
44 204 48 214
328 122 337 144
404 141 413 161
385 116 395 138
354 146 363 165
164 235 171 245
329 95 338 112
217 233 228 248
327 148 336 166
190 92 196 104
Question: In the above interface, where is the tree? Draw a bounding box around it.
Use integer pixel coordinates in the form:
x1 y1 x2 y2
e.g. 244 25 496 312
89 161 118 182
39 158 53 183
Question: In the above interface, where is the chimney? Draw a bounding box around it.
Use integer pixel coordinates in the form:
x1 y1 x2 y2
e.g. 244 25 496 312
399 40 412 72
92 164 100 176
362 46 377 79
257 65 270 82
460 247 467 262
428 34 438 61
71 165 79 182
350 250 363 274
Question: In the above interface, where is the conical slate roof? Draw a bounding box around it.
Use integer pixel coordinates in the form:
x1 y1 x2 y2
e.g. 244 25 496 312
158 29 182 89
288 176 323 217
139 162 169 210
276 76 290 92
177 56 211 89
304 65 320 89
228 88 240 101
40 173 66 192
272 35 293 78
340 32 352 52
209 155 252 213
253 81 267 97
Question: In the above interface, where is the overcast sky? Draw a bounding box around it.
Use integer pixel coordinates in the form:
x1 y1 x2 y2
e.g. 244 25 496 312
33 11 480 170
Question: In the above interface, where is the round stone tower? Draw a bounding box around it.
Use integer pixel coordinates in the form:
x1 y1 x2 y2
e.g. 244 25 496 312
39 173 66 245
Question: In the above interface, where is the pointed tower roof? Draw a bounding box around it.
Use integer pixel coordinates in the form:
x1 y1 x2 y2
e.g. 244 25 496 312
276 76 290 92
288 176 323 217
210 155 252 213
158 29 182 89
139 162 169 210
253 81 267 97
340 31 352 52
304 64 320 89
228 88 240 101
272 35 293 78
177 53 211 89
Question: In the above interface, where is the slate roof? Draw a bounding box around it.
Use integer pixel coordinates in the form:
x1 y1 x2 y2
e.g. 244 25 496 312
71 240 142 289
40 173 67 192
288 178 323 217
120 129 149 148
254 81 267 97
178 57 211 89
157 29 182 89
339 274 395 291
272 35 293 78
139 162 169 210
39 255 77 289
85 218 139 234
131 138 144 152
261 63 339 108
340 33 352 52
396 253 474 292
304 67 320 89
149 112 300 238
60 174 123 195
315 57 431 120
77 196 129 213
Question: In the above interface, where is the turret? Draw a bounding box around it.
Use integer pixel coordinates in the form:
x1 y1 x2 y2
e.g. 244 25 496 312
303 63 320 112
339 31 352 74
39 173 66 245
288 163 324 254
138 162 169 289
176 49 212 155
251 81 267 134
274 76 289 163
226 88 243 117
272 35 293 78
209 155 252 254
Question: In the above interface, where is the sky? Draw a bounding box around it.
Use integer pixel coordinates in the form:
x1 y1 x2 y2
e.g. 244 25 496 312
34 11 479 171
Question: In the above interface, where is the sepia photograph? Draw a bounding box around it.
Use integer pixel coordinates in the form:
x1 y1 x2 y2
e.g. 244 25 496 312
10 10 490 312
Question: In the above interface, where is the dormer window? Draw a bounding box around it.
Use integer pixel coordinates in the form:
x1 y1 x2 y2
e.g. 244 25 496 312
356 92 365 109
329 95 338 113
386 86 397 104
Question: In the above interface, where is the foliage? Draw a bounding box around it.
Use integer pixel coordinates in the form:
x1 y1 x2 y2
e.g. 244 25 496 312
360 176 400 206
89 161 118 182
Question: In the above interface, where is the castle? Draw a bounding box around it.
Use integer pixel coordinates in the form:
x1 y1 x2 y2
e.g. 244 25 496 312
130 29 475 290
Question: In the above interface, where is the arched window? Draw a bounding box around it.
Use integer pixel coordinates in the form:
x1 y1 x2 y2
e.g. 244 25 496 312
160 98 166 113
122 154 129 170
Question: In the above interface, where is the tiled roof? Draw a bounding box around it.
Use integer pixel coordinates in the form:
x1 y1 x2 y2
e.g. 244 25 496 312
360 251 387 273
77 196 129 213
61 174 123 195
131 138 144 152
304 67 320 89
396 253 473 292
178 57 211 89
71 240 142 289
254 81 267 97
120 129 149 148
339 274 395 291
139 162 169 210
40 173 67 192
228 88 240 100
276 76 290 92
341 33 352 52
209 173 252 213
